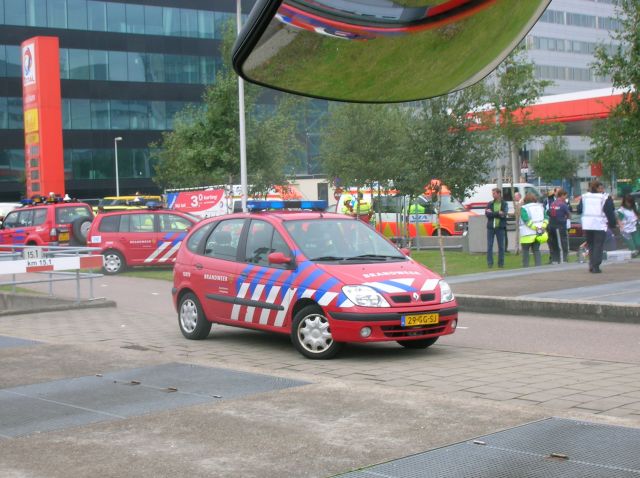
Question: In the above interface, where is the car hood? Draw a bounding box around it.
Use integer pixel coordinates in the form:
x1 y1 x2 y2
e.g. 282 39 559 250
439 211 474 220
313 258 441 287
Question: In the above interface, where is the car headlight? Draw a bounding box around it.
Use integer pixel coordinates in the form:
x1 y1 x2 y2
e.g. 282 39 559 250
439 280 454 303
455 222 466 232
342 285 390 308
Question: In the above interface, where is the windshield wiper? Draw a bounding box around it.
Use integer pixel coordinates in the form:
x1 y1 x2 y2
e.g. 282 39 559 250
310 255 346 261
345 254 405 261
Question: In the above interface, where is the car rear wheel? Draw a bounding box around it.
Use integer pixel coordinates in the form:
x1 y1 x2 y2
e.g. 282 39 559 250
71 217 92 245
397 337 439 349
103 250 126 274
178 292 211 340
291 305 342 359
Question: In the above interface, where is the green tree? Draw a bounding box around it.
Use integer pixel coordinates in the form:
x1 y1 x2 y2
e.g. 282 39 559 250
488 47 553 185
152 23 302 194
487 47 553 250
590 0 640 185
399 84 496 202
320 103 405 189
399 84 496 274
530 135 579 183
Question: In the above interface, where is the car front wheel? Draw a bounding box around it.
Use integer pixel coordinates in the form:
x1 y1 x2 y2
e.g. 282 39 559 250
291 305 342 359
178 292 211 340
103 250 126 274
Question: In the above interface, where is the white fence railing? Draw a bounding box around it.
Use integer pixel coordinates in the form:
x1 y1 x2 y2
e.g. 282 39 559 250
0 245 104 303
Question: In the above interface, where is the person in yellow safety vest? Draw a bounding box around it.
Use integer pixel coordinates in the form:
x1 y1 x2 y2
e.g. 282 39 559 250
353 192 372 223
519 192 548 267
341 194 355 215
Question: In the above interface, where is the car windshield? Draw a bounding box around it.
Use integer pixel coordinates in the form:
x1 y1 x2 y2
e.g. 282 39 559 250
438 195 466 213
284 218 405 262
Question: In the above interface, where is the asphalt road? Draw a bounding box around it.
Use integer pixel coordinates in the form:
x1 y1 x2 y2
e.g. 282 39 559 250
442 311 640 364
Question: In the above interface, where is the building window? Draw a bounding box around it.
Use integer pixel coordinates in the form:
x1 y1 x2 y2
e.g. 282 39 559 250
125 3 144 34
144 5 163 35
89 49 108 80
69 48 90 79
87 0 106 31
47 0 68 28
67 0 88 29
26 0 47 27
106 2 126 33
566 13 596 28
540 9 564 24
6 0 27 26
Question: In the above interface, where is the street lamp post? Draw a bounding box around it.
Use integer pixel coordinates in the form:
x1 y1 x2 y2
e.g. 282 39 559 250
114 137 123 196
237 0 248 212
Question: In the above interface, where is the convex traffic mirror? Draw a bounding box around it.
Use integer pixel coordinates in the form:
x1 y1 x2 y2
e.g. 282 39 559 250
232 0 551 103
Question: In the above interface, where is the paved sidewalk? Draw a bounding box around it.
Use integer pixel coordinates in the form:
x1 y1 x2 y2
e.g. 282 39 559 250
451 258 640 322
1 260 639 477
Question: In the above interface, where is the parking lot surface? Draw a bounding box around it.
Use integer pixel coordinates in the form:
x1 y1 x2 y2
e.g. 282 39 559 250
1 261 639 477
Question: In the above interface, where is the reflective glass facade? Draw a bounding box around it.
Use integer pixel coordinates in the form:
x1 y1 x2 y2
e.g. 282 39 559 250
0 0 243 200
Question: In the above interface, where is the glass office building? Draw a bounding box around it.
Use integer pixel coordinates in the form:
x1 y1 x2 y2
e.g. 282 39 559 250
526 0 618 94
0 0 244 201
523 0 618 189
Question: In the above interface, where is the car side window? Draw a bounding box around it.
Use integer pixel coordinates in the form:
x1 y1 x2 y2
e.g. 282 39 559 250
99 215 120 233
2 211 19 228
245 220 275 266
186 222 215 253
18 210 35 227
33 209 47 226
270 230 292 269
159 214 192 232
129 214 155 233
119 214 130 232
204 219 244 261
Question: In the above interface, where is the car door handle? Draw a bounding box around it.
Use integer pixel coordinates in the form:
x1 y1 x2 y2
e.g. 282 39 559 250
195 263 203 270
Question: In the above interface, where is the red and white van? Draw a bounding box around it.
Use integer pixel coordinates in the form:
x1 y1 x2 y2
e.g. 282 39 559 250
172 200 458 359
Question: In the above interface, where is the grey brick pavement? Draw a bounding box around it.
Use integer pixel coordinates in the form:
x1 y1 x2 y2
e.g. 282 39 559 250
3 305 639 421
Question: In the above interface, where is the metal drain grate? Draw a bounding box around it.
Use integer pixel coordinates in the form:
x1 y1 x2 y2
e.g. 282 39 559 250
0 335 40 349
0 362 307 439
337 418 640 478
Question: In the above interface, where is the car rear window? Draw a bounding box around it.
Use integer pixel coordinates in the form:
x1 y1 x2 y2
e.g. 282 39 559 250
56 206 92 224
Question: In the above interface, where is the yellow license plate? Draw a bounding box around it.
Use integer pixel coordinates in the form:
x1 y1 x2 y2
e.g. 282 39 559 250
59 231 69 242
569 228 576 234
402 313 439 327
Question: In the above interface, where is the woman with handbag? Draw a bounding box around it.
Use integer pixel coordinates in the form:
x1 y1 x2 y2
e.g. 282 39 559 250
519 193 548 267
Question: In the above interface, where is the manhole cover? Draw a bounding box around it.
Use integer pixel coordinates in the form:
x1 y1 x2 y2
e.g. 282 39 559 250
336 418 640 478
0 362 308 439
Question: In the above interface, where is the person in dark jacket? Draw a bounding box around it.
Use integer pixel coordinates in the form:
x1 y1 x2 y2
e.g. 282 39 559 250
485 188 508 268
548 189 571 263
577 181 617 273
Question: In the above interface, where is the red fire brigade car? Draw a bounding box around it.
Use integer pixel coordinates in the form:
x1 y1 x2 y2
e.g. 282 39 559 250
87 205 199 274
0 195 93 246
172 200 458 359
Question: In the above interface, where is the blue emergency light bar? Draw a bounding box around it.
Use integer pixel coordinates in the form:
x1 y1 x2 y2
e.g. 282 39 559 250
247 200 328 212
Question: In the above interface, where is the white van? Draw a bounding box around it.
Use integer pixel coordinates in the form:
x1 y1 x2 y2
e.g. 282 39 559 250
463 183 542 223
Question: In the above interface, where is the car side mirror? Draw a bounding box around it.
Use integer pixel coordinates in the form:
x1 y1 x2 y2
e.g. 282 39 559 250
233 0 551 103
268 251 292 264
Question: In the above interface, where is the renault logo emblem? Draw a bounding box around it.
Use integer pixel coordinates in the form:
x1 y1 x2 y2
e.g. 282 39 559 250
412 292 420 301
